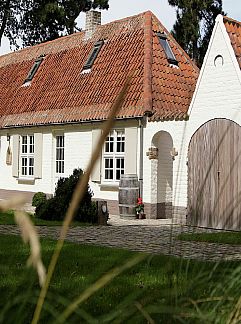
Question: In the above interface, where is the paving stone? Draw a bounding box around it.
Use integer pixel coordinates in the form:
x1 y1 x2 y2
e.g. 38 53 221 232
0 215 241 262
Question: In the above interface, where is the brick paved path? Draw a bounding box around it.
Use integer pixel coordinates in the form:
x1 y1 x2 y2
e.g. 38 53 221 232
1 215 241 261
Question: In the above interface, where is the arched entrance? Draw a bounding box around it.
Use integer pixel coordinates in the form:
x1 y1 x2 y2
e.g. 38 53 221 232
188 119 241 230
151 131 173 218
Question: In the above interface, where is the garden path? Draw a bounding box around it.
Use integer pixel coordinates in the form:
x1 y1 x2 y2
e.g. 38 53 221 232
0 215 241 261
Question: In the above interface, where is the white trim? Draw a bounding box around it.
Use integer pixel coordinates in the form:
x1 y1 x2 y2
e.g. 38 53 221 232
102 129 125 182
19 134 34 178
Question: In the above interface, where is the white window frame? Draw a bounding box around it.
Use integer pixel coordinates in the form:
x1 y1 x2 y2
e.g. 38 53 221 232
103 129 125 182
20 135 34 177
55 134 65 175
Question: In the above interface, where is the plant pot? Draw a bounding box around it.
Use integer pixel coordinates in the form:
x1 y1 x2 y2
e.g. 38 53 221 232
137 212 146 219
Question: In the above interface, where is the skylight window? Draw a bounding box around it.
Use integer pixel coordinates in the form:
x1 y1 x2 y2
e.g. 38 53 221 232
24 56 44 83
157 32 178 66
83 40 104 70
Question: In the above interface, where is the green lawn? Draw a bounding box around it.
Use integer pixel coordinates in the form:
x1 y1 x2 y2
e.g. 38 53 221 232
177 231 241 245
0 211 91 226
0 234 240 323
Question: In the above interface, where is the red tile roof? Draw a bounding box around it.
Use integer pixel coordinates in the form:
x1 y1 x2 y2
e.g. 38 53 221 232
224 16 241 69
0 11 199 128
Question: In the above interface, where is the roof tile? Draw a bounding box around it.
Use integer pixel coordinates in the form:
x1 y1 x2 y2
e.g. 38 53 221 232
223 16 241 69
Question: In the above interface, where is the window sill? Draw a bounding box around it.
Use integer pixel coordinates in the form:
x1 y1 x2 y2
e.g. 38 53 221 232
17 177 35 184
100 182 119 191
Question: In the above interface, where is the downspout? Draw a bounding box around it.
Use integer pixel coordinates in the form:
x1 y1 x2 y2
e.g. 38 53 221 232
139 118 144 197
141 11 153 198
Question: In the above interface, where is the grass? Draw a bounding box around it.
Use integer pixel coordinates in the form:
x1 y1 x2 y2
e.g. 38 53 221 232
178 231 241 245
0 211 91 226
0 234 241 323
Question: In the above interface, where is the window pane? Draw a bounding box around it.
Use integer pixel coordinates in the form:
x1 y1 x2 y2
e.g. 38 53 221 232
116 170 120 180
29 157 34 176
29 135 34 153
116 157 124 180
121 158 124 168
109 170 113 179
116 131 125 152
22 136 27 145
56 135 64 174
22 157 27 176
22 136 27 153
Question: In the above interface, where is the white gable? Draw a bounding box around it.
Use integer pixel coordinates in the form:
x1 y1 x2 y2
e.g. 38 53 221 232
188 15 241 127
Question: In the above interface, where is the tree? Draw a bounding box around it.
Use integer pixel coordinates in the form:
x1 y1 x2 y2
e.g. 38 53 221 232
168 0 225 67
0 0 109 49
0 0 26 48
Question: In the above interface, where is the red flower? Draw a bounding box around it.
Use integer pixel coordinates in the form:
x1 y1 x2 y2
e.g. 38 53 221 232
137 197 143 205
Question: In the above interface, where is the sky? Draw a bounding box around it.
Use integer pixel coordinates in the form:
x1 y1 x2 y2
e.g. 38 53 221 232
0 0 240 56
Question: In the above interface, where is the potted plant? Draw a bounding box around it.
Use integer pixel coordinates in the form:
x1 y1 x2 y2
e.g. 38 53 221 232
135 197 145 219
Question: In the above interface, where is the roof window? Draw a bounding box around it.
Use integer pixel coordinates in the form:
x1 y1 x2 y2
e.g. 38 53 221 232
24 56 44 83
157 32 178 66
83 40 104 70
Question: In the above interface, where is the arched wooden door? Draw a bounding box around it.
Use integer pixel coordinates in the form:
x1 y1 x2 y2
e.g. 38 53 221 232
188 119 241 230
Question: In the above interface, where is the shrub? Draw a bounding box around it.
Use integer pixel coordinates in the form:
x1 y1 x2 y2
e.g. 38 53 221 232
35 169 96 223
32 192 47 208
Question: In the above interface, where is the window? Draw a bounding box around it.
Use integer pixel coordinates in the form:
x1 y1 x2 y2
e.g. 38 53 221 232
56 135 64 174
157 32 178 66
103 130 125 181
83 40 104 70
24 56 44 83
20 135 34 177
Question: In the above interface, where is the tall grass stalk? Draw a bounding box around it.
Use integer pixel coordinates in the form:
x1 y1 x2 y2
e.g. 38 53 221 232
32 74 133 324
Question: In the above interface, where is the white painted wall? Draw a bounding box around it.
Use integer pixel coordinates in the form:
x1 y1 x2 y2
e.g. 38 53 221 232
0 121 139 205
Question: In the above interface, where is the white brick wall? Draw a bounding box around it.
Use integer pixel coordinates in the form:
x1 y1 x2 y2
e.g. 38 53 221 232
143 120 188 208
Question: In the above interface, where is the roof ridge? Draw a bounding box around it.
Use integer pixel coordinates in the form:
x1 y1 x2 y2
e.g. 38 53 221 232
0 31 85 59
143 11 153 114
0 11 151 60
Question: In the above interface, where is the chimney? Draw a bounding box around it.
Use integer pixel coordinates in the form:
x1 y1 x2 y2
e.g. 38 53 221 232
85 10 101 39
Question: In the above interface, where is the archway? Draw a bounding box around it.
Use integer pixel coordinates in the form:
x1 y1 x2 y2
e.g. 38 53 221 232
151 131 173 218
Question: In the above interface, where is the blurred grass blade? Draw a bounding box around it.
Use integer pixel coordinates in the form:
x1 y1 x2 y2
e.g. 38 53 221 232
135 301 155 324
0 196 26 211
14 211 46 287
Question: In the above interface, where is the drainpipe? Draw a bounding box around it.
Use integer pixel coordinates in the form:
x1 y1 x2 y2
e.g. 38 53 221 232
139 118 144 198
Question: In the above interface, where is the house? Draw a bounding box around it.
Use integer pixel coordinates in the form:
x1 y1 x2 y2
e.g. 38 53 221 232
185 15 241 229
0 10 199 220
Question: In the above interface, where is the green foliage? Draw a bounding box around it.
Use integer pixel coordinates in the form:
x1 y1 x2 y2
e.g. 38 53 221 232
32 192 47 208
0 210 90 226
0 0 109 48
168 0 225 67
35 168 96 223
178 231 241 244
0 0 25 48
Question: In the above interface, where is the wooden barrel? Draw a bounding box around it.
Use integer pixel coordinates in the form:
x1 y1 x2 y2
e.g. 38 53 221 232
119 174 139 219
